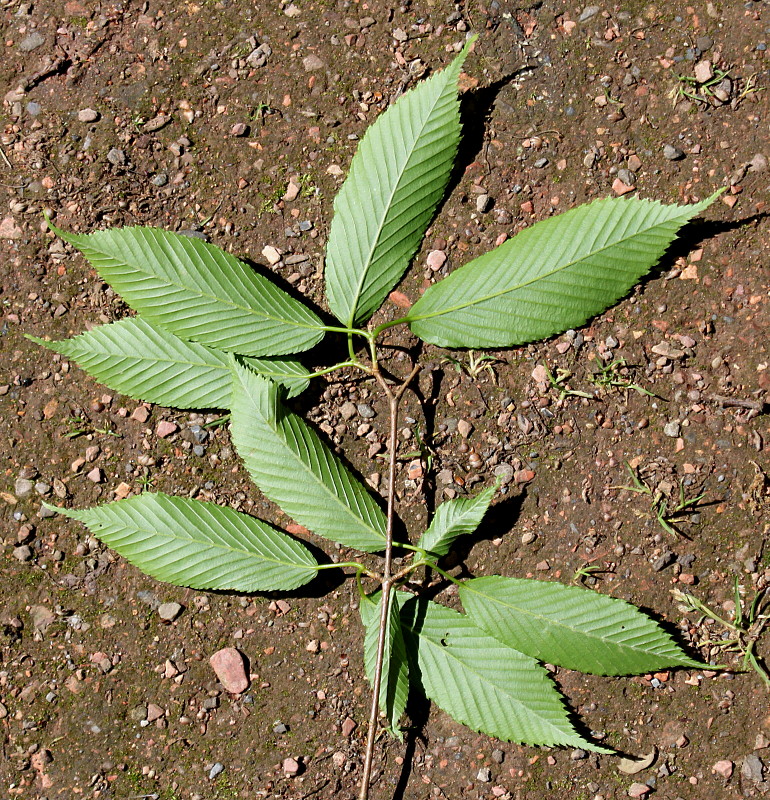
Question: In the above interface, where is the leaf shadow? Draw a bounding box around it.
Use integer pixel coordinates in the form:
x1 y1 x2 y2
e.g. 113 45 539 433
436 489 528 579
642 212 767 286
445 67 540 204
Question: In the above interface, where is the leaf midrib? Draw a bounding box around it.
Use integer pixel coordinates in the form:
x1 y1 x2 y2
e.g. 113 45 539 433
343 79 455 328
403 615 570 737
84 511 315 571
407 207 685 323
461 581 661 657
77 236 321 332
240 386 386 546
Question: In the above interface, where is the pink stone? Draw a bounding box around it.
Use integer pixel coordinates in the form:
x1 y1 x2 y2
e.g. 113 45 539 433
131 405 150 423
628 783 651 798
282 757 301 776
0 216 23 239
341 716 357 737
156 421 178 438
426 249 447 271
146 703 165 722
712 760 733 778
209 647 249 694
86 467 104 483
514 469 535 484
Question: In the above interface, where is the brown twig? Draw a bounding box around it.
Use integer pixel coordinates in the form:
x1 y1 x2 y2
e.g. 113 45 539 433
359 363 419 800
710 394 767 413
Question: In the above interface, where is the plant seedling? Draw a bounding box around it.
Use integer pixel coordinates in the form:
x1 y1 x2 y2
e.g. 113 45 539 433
673 579 770 688
589 357 656 397
543 363 594 402
669 67 731 105
572 563 613 586
615 463 707 539
441 349 505 382
31 39 720 799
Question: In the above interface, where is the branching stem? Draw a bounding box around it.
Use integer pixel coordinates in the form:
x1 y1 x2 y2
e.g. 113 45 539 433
359 361 419 800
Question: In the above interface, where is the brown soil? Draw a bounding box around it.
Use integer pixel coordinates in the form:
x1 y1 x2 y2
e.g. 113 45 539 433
1 1 769 799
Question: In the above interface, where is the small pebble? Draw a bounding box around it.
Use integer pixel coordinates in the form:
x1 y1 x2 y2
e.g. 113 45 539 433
357 403 376 419
579 5 600 21
158 602 183 622
341 717 357 737
86 467 104 483
457 419 473 438
19 32 46 52
427 250 447 271
209 763 224 779
15 478 34 497
477 767 492 782
663 144 685 161
209 647 249 694
13 545 33 562
78 108 100 122
107 147 126 166
741 754 764 782
663 421 681 438
712 760 733 778
282 757 301 776
156 421 178 438
476 194 491 213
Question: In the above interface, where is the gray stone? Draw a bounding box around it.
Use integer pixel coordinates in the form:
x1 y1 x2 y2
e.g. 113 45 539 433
13 545 33 562
663 420 681 438
107 148 126 166
15 478 34 497
663 144 685 161
652 551 676 572
493 463 514 486
476 767 492 782
158 602 183 622
579 6 600 22
302 54 324 71
475 193 491 213
357 403 376 419
19 32 45 52
741 755 764 783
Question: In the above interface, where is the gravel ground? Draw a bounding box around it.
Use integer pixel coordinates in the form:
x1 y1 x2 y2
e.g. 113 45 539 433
1 1 769 798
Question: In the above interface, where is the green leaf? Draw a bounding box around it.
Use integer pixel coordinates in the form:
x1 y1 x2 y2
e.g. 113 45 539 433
459 576 704 676
27 319 309 409
48 220 325 356
407 192 720 348
48 493 318 592
418 484 496 557
325 40 473 327
400 597 607 750
360 591 410 740
229 359 387 552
